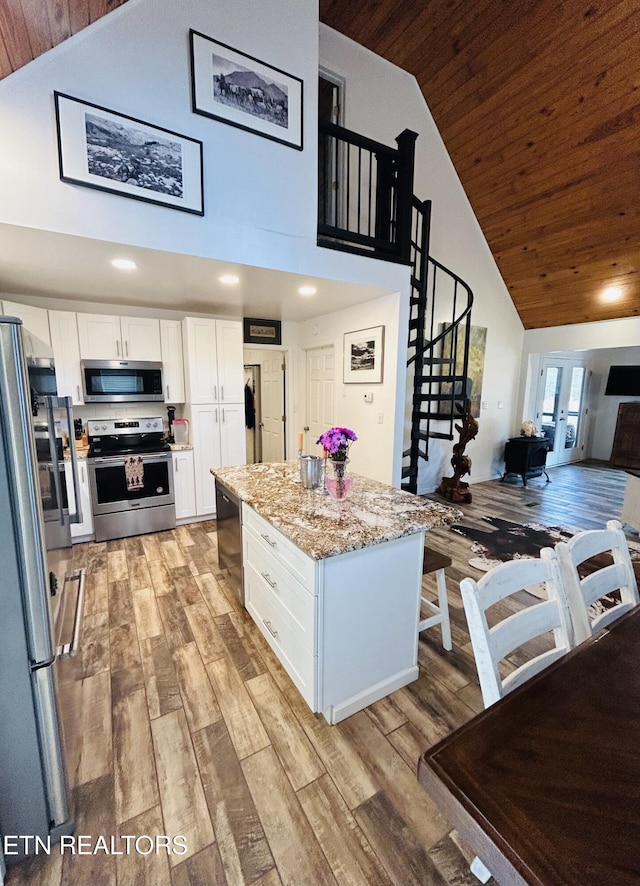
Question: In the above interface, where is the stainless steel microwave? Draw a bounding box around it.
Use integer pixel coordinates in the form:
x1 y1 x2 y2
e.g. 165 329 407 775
81 360 164 402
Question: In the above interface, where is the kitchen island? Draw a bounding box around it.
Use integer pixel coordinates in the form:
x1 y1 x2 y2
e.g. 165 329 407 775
213 462 461 724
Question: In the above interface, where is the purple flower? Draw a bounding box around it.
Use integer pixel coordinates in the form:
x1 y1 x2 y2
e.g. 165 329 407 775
316 426 357 460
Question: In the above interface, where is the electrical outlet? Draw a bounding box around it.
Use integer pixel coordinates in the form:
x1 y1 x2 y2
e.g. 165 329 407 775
481 400 489 410
498 401 504 409
364 392 374 403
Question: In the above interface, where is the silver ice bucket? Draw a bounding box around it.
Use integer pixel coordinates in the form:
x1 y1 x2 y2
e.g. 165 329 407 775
299 455 323 489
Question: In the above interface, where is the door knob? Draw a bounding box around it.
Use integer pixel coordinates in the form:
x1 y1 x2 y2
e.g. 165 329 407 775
303 426 310 431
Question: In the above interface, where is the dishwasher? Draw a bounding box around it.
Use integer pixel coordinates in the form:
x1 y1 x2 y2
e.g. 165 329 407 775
215 478 244 604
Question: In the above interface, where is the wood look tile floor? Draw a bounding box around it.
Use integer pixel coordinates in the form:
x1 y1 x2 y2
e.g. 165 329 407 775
6 461 631 886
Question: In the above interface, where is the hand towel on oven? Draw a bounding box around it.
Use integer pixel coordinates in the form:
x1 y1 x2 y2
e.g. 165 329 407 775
125 456 144 491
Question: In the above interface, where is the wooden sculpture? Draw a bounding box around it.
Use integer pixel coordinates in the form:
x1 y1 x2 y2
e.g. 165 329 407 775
437 399 479 504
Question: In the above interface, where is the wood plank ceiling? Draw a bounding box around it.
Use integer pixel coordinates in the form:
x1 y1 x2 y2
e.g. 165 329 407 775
1 0 638 329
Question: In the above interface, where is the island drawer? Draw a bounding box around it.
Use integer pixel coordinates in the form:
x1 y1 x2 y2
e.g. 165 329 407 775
245 561 316 708
244 530 316 652
243 505 316 590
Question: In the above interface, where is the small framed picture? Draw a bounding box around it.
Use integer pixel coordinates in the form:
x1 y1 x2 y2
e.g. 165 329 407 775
54 92 205 215
243 318 282 346
190 30 303 151
343 326 385 384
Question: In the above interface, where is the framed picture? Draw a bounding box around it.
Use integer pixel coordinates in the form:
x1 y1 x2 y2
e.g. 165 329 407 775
189 29 303 151
54 92 205 215
439 323 487 418
243 317 282 345
343 326 385 384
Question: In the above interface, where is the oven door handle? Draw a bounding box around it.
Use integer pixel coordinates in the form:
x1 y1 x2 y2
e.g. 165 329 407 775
91 453 172 466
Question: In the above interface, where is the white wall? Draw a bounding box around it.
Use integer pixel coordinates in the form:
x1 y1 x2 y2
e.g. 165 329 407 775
319 26 525 489
584 346 640 460
0 0 409 298
297 293 404 485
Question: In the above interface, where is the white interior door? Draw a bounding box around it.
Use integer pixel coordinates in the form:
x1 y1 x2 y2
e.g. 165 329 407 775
305 346 335 452
536 357 588 466
261 353 285 463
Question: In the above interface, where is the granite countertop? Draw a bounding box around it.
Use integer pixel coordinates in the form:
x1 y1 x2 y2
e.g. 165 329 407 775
169 443 193 451
212 461 462 560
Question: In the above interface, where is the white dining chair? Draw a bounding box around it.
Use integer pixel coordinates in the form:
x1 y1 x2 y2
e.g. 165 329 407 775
460 555 573 882
460 555 573 709
549 518 639 645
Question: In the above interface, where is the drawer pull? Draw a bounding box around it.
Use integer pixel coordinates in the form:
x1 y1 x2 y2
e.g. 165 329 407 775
261 572 277 589
263 618 279 639
261 533 277 548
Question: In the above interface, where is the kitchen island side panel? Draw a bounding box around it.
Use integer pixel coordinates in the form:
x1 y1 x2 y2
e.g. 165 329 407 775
318 531 423 723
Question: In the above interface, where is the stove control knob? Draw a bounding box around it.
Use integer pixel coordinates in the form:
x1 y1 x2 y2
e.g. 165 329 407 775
146 421 152 428
101 424 107 431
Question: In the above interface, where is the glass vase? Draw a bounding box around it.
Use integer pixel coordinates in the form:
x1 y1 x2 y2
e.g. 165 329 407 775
326 458 353 500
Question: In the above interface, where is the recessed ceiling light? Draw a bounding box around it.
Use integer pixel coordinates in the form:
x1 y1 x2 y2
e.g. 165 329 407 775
111 258 137 271
298 285 317 296
602 286 622 302
219 274 239 285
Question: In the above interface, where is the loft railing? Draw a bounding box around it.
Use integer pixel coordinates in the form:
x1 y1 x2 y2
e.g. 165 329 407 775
317 121 417 263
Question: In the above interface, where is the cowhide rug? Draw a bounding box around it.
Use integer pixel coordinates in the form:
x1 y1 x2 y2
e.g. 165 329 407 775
451 516 575 573
452 516 640 607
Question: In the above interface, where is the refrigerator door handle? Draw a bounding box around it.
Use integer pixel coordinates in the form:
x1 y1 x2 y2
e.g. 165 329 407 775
56 569 85 658
44 401 65 527
62 398 82 525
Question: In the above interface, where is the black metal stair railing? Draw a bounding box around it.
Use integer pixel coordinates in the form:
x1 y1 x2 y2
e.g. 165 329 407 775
317 121 417 263
401 197 474 494
315 122 474 495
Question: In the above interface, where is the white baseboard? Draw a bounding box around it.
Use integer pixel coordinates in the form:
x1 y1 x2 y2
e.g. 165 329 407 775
323 666 419 725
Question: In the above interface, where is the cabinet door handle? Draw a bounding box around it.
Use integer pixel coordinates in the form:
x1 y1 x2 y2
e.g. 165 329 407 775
116 339 120 357
175 459 179 473
76 384 81 401
215 408 219 423
262 618 278 639
260 533 277 548
222 408 226 422
221 385 224 401
261 572 277 589
167 384 171 401
125 340 129 357
213 385 218 401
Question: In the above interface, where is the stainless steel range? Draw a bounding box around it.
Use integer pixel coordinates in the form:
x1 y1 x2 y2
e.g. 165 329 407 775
87 416 175 542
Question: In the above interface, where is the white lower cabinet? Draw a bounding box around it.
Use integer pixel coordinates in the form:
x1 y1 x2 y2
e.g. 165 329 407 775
172 449 196 521
64 460 94 540
190 405 222 516
189 403 245 516
242 504 423 724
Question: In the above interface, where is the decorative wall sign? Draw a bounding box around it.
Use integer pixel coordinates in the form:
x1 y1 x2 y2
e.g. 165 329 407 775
343 326 385 384
243 318 282 345
190 30 303 150
54 92 204 215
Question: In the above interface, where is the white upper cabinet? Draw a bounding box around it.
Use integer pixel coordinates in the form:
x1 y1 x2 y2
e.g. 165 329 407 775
160 319 185 403
77 313 161 361
183 317 243 404
48 310 83 404
183 317 218 403
216 320 244 403
2 301 51 345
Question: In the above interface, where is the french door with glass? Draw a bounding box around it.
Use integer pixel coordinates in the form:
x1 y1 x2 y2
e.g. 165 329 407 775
536 357 588 466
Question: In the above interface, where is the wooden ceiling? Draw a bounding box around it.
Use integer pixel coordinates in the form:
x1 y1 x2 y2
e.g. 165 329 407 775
1 0 639 329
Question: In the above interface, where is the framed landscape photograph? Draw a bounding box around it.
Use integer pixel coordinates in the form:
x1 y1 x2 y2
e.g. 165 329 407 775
343 326 385 384
189 30 303 150
243 317 282 345
54 92 204 215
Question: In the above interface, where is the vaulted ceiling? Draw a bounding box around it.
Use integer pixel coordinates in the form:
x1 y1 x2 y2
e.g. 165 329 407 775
1 0 639 329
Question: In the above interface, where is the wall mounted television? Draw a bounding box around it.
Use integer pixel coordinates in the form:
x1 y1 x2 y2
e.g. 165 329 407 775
604 365 640 396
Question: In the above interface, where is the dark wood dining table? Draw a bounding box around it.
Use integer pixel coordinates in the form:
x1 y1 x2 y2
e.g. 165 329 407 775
418 608 640 886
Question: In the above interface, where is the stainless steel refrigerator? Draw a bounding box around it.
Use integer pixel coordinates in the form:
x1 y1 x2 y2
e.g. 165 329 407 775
0 317 84 857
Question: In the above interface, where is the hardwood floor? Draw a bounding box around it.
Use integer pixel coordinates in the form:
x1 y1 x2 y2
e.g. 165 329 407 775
6 461 630 886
